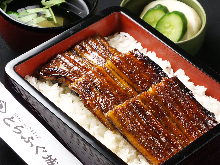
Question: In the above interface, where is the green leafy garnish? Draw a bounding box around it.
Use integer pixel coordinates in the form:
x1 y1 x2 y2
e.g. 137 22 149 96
41 0 66 23
41 0 65 7
48 7 56 23
0 0 65 27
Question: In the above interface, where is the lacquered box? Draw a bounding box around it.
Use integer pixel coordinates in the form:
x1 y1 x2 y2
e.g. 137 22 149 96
5 7 220 165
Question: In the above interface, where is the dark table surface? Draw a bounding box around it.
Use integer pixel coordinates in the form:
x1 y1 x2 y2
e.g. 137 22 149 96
0 0 219 164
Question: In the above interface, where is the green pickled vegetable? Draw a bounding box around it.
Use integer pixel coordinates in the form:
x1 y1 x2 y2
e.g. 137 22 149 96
155 11 187 42
143 4 169 28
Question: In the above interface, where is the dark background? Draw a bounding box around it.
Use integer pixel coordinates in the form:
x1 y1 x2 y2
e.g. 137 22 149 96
0 0 219 164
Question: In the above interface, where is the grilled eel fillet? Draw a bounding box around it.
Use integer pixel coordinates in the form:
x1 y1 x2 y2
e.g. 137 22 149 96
38 35 113 83
106 49 167 93
70 66 137 129
107 77 217 165
37 36 167 129
38 36 167 92
38 50 93 86
38 36 122 85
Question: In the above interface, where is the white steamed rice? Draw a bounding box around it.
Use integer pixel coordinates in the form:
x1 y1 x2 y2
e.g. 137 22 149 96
26 32 220 164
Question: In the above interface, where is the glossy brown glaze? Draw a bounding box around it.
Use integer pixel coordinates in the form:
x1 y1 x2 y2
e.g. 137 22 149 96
80 36 138 97
74 44 105 66
107 77 217 164
163 78 209 133
107 99 179 165
166 77 217 130
37 35 218 165
38 36 143 129
38 50 92 85
71 75 115 130
39 37 166 95
104 64 138 97
86 36 116 59
130 100 180 154
107 49 167 92
69 65 136 129
137 92 190 147
84 66 134 112
149 84 202 142
149 77 217 142
73 37 109 66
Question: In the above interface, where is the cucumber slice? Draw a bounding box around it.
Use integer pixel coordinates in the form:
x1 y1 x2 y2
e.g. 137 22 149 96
156 11 187 42
143 4 169 28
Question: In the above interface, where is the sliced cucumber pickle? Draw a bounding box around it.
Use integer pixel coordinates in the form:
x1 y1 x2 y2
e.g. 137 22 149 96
155 11 188 42
143 4 169 28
